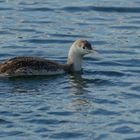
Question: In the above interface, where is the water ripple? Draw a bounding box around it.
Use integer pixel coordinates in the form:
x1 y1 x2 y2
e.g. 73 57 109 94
94 70 125 77
122 92 140 99
25 118 63 125
113 126 135 134
0 7 13 11
21 39 72 44
50 132 85 139
22 7 53 12
0 0 140 139
48 111 74 116
110 25 140 30
0 118 12 124
61 6 140 13
91 109 120 116
49 33 90 38
0 31 14 35
1 132 25 137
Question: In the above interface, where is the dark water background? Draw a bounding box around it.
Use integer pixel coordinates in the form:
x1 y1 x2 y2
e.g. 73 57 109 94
0 0 140 140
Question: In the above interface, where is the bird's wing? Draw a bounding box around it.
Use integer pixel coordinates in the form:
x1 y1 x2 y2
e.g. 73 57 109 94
0 57 63 75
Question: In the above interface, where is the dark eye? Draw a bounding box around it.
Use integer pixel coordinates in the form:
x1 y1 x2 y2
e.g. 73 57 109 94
83 46 86 49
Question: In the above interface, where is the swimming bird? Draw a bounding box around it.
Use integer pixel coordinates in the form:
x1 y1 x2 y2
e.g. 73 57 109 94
0 39 95 76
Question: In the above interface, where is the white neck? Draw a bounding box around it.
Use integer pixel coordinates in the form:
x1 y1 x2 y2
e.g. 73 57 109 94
67 45 83 71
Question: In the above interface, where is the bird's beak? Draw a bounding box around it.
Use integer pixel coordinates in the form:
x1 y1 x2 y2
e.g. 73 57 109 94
88 48 98 54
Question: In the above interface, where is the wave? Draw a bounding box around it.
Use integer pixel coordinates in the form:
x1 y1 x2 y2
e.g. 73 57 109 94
61 6 140 13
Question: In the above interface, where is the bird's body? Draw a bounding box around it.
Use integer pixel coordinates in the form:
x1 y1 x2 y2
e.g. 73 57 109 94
0 57 70 76
0 39 95 77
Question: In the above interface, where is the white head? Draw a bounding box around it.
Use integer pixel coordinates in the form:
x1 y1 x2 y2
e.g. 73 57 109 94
67 39 95 71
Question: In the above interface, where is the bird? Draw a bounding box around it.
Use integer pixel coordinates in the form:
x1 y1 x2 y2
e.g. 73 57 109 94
0 39 95 77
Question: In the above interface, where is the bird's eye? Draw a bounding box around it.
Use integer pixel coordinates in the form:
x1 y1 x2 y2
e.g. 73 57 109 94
83 46 86 49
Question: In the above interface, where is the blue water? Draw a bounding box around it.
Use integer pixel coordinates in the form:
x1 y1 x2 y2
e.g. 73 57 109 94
0 0 140 139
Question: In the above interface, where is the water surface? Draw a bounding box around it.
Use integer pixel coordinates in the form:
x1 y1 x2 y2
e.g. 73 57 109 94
0 0 140 140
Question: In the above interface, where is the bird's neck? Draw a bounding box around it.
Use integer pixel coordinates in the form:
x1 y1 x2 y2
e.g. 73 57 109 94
67 47 83 71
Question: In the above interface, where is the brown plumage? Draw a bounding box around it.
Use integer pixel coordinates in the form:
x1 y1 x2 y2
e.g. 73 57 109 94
0 57 71 76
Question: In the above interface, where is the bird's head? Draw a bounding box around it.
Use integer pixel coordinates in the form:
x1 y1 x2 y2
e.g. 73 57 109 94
71 39 95 56
67 39 97 71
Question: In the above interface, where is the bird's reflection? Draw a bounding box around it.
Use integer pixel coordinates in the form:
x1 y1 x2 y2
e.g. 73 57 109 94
1 74 91 111
7 75 60 94
67 73 90 111
68 73 88 95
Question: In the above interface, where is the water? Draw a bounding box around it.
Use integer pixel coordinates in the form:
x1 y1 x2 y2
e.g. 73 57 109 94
0 0 140 139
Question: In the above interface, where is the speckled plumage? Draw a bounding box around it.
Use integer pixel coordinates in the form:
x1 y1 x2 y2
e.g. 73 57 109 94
0 57 71 76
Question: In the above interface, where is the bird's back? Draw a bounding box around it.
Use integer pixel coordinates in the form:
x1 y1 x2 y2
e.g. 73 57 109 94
0 57 67 76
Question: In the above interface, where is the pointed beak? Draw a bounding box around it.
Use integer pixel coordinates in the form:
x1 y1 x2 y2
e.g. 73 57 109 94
88 48 101 59
88 48 98 54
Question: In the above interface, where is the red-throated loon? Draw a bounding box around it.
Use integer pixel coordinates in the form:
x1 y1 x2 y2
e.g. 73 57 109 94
0 39 96 76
